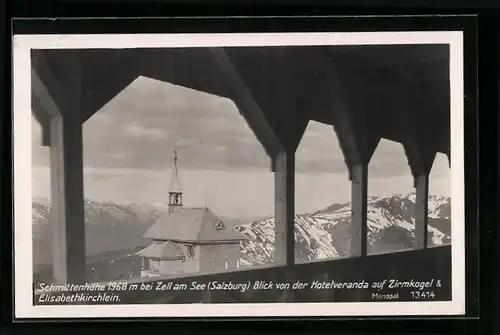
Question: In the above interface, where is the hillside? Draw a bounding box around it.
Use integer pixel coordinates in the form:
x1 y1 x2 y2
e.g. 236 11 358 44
32 193 451 281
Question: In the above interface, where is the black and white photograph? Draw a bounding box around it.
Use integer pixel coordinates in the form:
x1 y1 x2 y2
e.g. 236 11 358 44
13 31 465 318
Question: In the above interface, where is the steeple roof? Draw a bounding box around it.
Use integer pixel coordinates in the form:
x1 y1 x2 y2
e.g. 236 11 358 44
169 150 182 193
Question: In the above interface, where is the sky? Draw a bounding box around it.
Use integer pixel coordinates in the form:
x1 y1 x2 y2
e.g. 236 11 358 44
31 76 450 220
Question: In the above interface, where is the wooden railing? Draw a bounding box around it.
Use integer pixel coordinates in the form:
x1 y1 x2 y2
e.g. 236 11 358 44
34 246 451 305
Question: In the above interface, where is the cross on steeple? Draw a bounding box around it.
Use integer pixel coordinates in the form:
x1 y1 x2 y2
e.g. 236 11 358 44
168 149 183 213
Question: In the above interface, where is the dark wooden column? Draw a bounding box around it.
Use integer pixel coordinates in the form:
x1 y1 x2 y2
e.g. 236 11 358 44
414 174 429 249
32 51 87 284
325 62 379 258
210 47 291 266
49 113 86 284
401 81 439 250
274 148 301 302
274 146 303 302
271 54 308 302
274 151 295 267
404 140 436 250
350 164 369 257
210 48 308 302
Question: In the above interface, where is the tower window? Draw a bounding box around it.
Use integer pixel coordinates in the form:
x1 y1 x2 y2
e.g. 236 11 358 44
169 192 183 207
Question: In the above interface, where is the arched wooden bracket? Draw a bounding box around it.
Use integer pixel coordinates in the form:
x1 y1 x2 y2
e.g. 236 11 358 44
338 133 380 181
210 47 312 175
82 52 140 122
323 59 381 176
403 138 437 187
210 47 284 160
282 116 310 155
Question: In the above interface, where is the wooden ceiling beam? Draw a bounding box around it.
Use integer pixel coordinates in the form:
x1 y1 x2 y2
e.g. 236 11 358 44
140 49 232 99
31 54 68 147
31 51 75 115
31 67 61 118
210 48 285 157
327 66 381 172
329 52 448 91
324 49 449 156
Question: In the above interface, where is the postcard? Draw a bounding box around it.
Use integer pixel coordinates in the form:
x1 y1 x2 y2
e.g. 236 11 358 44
13 30 465 318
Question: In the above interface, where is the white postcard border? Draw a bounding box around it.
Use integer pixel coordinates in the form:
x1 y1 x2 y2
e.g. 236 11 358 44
13 31 465 318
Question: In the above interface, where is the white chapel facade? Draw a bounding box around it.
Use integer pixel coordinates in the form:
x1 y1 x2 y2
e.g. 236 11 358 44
137 151 247 278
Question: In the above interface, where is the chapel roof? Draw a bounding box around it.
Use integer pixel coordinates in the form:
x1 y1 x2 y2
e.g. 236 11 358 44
136 241 185 260
142 207 248 243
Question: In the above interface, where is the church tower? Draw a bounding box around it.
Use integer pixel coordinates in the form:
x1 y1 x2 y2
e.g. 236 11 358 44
168 150 183 213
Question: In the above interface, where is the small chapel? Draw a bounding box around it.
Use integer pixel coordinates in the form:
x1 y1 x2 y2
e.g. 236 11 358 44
137 150 248 278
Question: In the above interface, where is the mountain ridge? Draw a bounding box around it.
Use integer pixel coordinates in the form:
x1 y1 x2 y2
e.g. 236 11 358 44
234 192 450 266
31 193 451 280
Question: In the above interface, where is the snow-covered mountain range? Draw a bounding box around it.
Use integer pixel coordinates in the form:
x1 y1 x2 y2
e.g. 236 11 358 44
31 193 451 274
235 193 451 267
